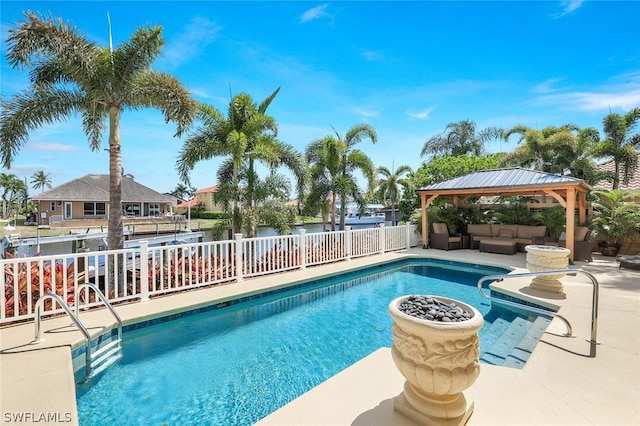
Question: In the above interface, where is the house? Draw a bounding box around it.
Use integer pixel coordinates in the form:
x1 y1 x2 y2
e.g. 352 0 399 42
194 185 224 212
594 159 640 189
30 174 177 225
175 199 198 215
594 159 640 202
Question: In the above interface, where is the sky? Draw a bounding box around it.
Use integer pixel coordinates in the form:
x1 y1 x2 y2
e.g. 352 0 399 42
1 0 639 196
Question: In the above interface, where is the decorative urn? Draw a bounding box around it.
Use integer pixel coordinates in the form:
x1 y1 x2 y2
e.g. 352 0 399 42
525 245 570 294
388 295 484 426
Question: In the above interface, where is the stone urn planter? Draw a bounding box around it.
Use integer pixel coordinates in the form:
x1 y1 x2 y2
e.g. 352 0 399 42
388 295 484 426
525 245 570 294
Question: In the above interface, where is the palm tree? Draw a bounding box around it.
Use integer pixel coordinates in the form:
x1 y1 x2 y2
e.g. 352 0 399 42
500 124 579 172
560 127 600 185
30 170 52 192
377 164 412 225
0 12 197 249
306 124 377 231
305 136 344 231
421 120 502 158
591 108 640 189
177 89 305 237
0 173 28 219
170 183 191 199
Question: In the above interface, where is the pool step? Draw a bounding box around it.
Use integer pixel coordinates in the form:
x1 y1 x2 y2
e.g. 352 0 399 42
502 316 551 368
480 315 550 368
90 339 122 376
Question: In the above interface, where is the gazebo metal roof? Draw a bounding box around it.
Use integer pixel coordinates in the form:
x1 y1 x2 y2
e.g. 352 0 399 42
418 168 591 193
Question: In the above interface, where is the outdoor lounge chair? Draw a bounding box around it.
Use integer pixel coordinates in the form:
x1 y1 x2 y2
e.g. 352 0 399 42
617 253 640 270
429 223 462 251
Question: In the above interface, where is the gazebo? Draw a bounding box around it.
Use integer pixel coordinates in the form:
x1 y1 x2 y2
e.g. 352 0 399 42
415 168 592 260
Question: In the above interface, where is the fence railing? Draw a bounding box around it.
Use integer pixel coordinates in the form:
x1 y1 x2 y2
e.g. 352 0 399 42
1 224 419 324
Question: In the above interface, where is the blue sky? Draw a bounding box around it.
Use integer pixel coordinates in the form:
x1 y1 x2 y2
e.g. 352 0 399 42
1 1 639 196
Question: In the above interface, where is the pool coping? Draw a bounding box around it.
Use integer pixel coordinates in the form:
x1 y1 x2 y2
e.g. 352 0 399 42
1 248 639 425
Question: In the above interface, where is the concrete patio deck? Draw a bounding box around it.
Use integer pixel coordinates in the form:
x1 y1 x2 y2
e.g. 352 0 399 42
1 248 638 425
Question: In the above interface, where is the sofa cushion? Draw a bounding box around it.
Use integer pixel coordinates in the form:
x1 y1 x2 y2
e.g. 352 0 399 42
517 225 546 239
558 227 589 242
498 228 514 238
467 224 492 237
575 226 589 241
491 224 518 238
432 223 449 235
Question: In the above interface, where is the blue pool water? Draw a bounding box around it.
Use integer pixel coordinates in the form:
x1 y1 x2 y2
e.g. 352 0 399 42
76 259 544 425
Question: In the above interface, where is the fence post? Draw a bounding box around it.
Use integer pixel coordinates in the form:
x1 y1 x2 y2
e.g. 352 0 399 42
298 229 307 270
235 233 244 282
139 240 150 302
406 224 411 250
345 226 352 261
379 223 386 254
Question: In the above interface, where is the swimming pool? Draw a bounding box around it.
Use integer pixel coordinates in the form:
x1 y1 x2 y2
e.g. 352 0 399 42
75 258 547 425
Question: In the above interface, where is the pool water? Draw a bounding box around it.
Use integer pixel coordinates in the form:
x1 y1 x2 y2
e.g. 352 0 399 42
76 259 541 425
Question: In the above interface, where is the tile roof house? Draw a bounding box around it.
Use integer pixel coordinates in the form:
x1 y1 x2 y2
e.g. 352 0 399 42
593 160 640 205
30 174 177 225
593 159 640 192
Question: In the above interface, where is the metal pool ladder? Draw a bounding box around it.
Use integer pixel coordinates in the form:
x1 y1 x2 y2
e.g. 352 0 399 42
477 269 600 353
31 282 123 382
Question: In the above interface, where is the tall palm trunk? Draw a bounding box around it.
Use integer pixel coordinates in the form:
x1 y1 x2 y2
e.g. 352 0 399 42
330 194 337 232
108 106 124 250
613 160 620 190
108 106 125 294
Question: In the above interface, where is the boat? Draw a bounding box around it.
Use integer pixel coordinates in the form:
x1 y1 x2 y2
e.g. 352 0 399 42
335 203 385 225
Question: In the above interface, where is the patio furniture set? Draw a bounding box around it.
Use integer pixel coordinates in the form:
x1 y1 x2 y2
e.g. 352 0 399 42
429 223 594 261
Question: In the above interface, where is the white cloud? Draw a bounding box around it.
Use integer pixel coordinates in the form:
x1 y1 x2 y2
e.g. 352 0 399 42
530 72 640 111
26 142 80 152
553 1 584 19
531 78 563 94
162 17 221 68
354 107 379 119
406 107 435 120
300 4 332 23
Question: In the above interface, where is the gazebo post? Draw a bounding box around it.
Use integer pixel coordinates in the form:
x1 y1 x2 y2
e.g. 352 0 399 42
421 193 429 248
566 187 576 261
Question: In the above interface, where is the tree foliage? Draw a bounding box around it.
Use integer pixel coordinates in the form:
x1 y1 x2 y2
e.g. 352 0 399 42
0 173 28 218
30 170 52 192
590 107 640 189
1 12 197 249
421 120 503 158
177 89 305 237
304 124 377 231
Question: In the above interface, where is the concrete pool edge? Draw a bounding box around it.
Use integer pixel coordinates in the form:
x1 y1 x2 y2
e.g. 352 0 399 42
2 249 639 425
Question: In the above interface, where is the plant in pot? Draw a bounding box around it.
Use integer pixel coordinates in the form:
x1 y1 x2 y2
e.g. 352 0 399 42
591 189 640 256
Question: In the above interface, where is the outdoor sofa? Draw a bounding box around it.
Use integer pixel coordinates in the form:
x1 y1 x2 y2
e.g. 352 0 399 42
467 224 547 253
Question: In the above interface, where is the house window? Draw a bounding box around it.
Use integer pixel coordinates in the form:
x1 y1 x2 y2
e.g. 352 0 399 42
50 202 56 211
122 203 140 217
148 203 160 216
84 202 106 216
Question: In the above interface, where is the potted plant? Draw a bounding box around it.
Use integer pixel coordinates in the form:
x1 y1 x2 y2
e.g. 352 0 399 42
591 190 640 256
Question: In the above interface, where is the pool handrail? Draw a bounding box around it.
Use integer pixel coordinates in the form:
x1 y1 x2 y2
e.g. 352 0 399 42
31 293 93 379
75 282 123 344
477 269 600 345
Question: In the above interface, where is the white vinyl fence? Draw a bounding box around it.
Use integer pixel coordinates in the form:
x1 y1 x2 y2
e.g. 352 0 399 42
1 224 419 324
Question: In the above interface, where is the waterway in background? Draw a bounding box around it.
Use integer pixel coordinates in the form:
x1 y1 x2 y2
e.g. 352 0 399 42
12 222 383 257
